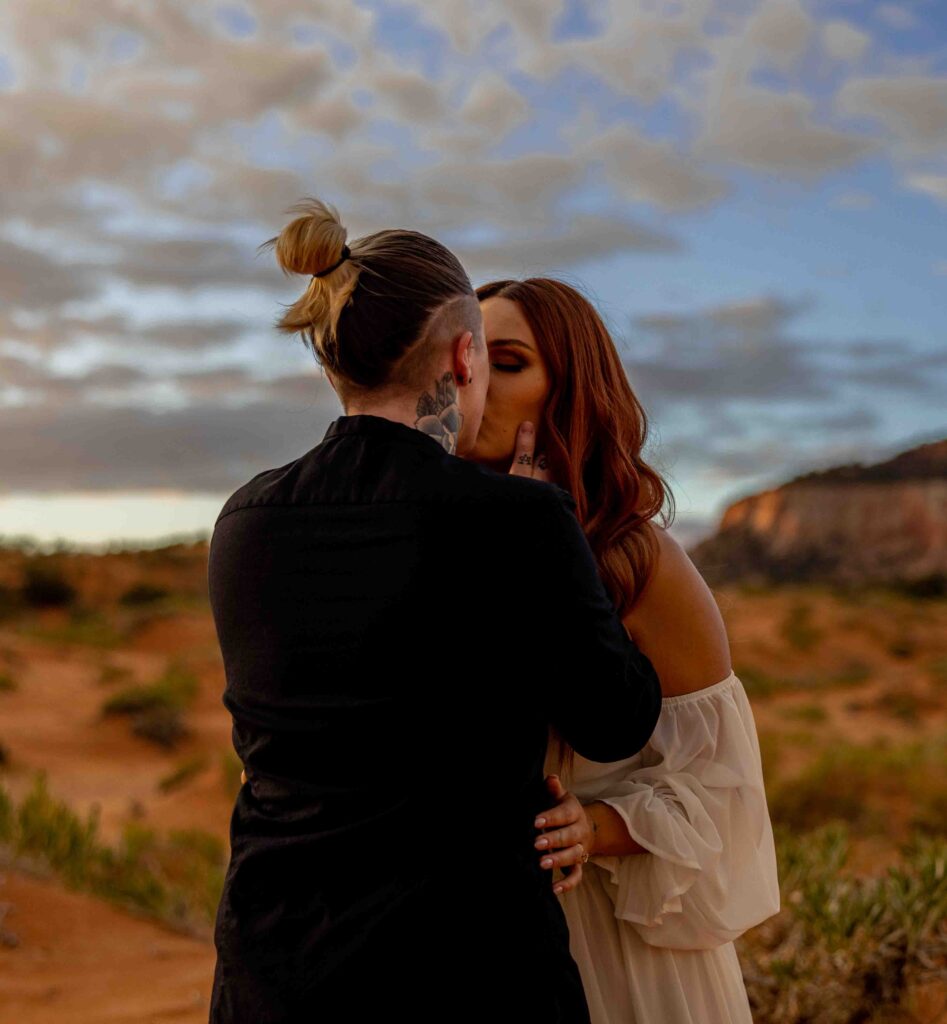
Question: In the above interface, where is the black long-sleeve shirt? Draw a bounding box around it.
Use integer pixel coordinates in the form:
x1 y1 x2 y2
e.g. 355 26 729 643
207 412 662 1022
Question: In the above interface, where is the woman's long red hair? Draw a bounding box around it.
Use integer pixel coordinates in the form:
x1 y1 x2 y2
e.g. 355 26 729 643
476 277 675 780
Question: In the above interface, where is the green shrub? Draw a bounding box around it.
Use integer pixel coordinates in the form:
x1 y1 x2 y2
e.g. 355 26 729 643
158 754 209 793
739 824 947 1023
781 603 822 651
0 583 23 620
102 661 199 750
119 582 170 607
22 606 124 648
892 573 947 599
98 663 134 687
830 659 872 686
0 772 226 933
132 706 190 748
873 690 923 725
102 661 198 716
768 738 947 836
20 563 76 608
888 635 916 659
927 656 947 689
735 665 784 697
780 703 827 724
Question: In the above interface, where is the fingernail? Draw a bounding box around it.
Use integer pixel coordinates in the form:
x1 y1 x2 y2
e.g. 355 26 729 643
534 817 545 827
536 838 549 848
554 885 564 894
541 858 553 868
522 422 533 432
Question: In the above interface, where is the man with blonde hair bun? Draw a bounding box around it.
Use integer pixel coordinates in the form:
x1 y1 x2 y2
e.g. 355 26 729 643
207 197 662 1021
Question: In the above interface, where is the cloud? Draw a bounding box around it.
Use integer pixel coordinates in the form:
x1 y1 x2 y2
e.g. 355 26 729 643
519 0 708 104
693 51 880 177
0 392 341 494
459 213 680 278
82 235 286 293
623 293 945 414
457 73 531 138
0 237 102 311
744 0 813 73
836 75 947 155
875 4 919 31
830 189 878 209
582 125 732 211
820 19 871 63
903 173 947 204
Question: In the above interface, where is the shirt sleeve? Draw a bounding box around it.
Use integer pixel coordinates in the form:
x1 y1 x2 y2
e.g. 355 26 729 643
533 488 663 763
587 673 781 949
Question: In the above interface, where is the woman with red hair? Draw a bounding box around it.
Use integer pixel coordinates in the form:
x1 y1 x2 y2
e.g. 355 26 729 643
469 277 781 1024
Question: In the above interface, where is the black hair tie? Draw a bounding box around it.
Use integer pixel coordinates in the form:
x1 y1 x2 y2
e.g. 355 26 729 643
312 245 351 279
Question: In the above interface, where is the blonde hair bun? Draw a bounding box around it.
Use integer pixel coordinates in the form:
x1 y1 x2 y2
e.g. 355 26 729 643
271 196 349 277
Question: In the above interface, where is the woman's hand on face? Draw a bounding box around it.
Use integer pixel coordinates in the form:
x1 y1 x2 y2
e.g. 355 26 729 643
534 774 593 895
508 421 552 482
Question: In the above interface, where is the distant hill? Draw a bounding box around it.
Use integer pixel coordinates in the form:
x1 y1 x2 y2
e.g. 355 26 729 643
688 438 947 587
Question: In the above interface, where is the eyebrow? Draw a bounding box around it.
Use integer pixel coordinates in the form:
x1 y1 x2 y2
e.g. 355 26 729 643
487 338 533 353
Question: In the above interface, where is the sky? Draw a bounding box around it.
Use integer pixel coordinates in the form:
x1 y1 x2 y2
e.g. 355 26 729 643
0 0 945 552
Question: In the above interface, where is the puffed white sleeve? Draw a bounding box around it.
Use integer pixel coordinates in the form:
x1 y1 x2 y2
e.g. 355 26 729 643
586 671 781 950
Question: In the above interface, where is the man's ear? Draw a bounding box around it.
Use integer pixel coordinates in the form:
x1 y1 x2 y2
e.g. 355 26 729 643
454 330 474 383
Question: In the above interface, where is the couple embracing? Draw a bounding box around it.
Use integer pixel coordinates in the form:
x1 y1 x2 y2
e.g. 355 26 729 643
207 197 780 1023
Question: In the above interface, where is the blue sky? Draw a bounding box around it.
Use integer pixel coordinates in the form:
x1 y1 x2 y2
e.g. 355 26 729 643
0 0 945 550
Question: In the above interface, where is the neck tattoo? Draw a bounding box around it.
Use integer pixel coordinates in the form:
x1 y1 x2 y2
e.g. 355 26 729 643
415 371 464 455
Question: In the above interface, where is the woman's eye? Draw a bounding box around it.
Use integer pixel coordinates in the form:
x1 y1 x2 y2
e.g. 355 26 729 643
491 362 524 373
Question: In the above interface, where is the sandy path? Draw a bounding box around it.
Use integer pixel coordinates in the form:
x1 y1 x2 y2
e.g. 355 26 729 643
0 865 216 1024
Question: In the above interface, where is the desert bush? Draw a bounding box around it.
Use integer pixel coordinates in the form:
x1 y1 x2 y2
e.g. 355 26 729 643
927 657 947 689
158 753 209 793
780 703 827 724
132 706 190 748
736 661 871 698
0 772 226 934
892 573 947 600
872 689 926 725
0 583 23 621
119 582 171 607
23 606 124 648
98 663 134 686
739 823 947 1023
768 738 947 836
101 660 199 750
0 784 13 840
102 661 198 716
888 635 917 659
735 665 785 697
830 659 872 686
20 562 76 608
781 603 822 651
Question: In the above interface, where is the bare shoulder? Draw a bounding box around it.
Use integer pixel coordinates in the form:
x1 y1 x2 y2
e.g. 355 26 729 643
622 521 732 698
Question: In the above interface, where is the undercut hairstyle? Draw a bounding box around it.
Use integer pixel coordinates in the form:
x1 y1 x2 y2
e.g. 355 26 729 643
258 197 482 404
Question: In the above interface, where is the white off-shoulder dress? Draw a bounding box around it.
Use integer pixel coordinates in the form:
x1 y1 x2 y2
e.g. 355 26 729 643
544 669 781 1024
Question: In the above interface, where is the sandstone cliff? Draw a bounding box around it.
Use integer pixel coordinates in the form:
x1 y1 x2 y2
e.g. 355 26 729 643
687 438 947 587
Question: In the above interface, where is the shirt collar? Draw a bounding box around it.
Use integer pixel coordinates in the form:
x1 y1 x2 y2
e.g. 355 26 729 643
322 413 450 455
